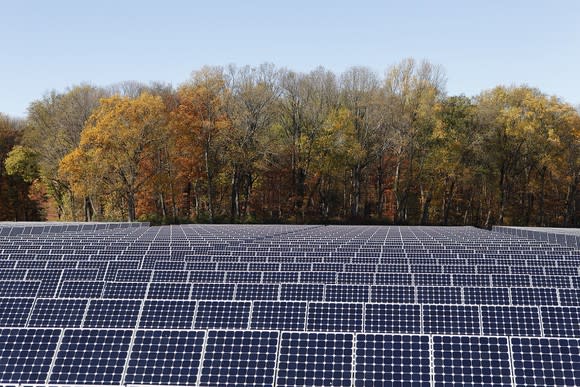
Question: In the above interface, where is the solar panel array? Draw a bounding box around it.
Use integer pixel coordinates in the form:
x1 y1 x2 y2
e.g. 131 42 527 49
1 224 580 386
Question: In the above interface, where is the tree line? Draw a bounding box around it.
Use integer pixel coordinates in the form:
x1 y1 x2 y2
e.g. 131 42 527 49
2 59 579 227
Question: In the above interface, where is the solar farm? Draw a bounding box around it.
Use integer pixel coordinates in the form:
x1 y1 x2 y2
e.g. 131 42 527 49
1 223 580 386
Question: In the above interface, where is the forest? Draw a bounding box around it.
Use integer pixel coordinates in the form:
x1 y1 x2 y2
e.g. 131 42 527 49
1 59 579 227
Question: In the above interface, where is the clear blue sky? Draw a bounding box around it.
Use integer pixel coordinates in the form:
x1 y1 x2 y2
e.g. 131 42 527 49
2 0 579 117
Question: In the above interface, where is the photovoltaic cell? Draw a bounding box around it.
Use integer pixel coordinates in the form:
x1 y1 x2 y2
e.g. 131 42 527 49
433 335 512 386
50 329 132 384
277 332 353 387
355 334 430 386
0 328 60 383
200 330 278 386
125 330 205 385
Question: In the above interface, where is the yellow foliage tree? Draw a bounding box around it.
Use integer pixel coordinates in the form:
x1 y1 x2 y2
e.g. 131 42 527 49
59 93 168 221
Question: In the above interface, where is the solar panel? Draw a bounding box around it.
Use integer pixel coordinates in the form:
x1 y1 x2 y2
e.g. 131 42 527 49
235 283 279 300
49 328 132 384
147 282 191 299
417 286 462 304
58 280 103 298
277 332 353 386
83 299 141 328
139 300 196 329
125 330 205 385
326 284 369 302
0 328 60 384
355 334 430 386
250 301 307 330
307 302 363 332
280 283 324 301
433 335 512 386
0 297 34 327
512 337 580 386
28 298 87 328
194 301 251 329
481 305 542 336
365 303 421 334
102 281 148 298
199 330 278 386
423 305 480 335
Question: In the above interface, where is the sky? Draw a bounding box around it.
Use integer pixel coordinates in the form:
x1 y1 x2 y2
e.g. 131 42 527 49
2 0 579 117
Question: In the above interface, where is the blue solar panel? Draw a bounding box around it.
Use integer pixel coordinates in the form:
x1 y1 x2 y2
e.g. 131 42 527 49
190 283 235 300
423 305 480 335
147 282 191 299
481 306 541 336
139 300 196 329
102 281 148 298
277 332 353 386
541 306 580 337
235 283 279 300
417 286 461 304
464 287 510 305
0 280 40 297
433 336 511 386
83 299 141 328
355 334 430 386
512 337 580 387
200 330 278 386
365 303 421 334
250 301 307 330
326 284 369 302
307 302 363 332
125 330 205 385
370 285 415 303
511 287 558 305
28 298 87 328
280 283 324 301
50 329 132 384
0 297 34 327
559 288 580 306
58 280 103 298
0 328 60 383
194 301 251 329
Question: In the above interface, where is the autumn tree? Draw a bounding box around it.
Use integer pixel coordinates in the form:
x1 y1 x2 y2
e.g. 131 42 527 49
60 93 168 221
170 67 230 222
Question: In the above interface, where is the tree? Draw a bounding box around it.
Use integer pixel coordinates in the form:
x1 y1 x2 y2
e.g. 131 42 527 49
170 67 230 222
60 93 168 221
25 84 106 219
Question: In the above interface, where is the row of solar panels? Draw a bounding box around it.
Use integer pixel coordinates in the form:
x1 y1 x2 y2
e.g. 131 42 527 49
1 328 578 386
2 298 580 338
4 272 580 292
6 281 580 304
3 262 580 276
